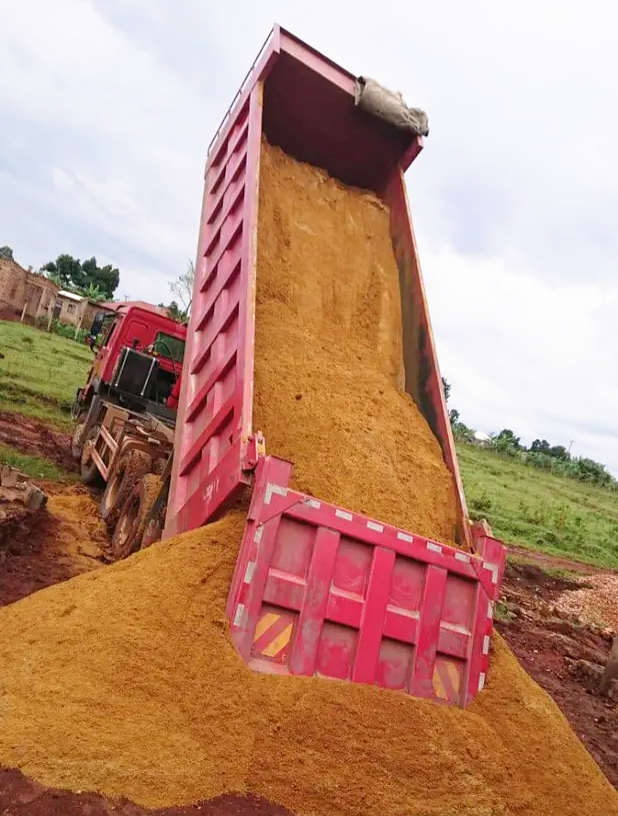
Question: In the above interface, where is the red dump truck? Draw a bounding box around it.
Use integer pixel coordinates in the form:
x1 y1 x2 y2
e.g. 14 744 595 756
105 26 506 708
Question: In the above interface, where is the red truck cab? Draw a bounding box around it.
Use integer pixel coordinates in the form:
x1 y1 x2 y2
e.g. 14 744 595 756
73 302 186 445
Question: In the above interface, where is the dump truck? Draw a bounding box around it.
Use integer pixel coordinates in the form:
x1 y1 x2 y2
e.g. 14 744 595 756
69 301 185 558
79 26 506 708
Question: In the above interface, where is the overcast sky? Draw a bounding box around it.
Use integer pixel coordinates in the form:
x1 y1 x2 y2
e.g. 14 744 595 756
2 0 618 472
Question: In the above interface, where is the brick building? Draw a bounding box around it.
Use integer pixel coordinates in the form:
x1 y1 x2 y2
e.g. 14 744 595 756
0 258 58 322
0 259 100 329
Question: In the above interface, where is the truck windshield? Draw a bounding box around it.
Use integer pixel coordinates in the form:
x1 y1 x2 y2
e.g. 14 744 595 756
154 332 185 365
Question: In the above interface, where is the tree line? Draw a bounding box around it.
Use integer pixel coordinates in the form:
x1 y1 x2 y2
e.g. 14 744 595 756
442 378 616 489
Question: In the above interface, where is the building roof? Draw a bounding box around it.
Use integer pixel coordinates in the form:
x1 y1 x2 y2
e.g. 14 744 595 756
57 290 83 302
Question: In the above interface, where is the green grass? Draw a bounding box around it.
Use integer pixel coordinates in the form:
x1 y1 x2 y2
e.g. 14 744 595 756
0 321 92 429
0 443 77 483
458 442 618 570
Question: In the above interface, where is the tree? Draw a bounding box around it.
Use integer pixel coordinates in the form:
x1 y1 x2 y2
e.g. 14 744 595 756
492 429 522 456
0 246 13 260
442 377 451 403
41 254 119 299
158 300 188 323
81 257 119 298
169 260 195 316
495 429 521 448
81 283 107 303
549 445 569 461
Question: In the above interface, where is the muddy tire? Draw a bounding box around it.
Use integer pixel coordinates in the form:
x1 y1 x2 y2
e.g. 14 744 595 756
71 412 88 460
100 450 152 530
141 500 167 550
110 474 163 561
80 425 103 487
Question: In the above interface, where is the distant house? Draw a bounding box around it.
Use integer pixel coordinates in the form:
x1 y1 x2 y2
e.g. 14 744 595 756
0 258 102 330
52 291 101 329
0 258 58 321
472 431 492 447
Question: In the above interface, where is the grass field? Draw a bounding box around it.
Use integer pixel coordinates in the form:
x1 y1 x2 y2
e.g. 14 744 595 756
1 321 617 568
0 321 92 429
458 443 618 569
0 442 76 482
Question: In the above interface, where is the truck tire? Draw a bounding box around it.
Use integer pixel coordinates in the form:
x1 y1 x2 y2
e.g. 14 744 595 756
110 474 162 561
100 450 152 530
71 412 88 460
141 500 167 549
80 425 104 487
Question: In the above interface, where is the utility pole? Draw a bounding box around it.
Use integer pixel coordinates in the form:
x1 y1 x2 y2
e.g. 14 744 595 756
568 440 575 454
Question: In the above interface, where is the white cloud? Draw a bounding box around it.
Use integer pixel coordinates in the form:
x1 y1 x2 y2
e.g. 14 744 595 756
421 244 618 471
1 0 618 473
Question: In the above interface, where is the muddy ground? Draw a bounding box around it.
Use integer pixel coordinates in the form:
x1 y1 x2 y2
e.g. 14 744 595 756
496 561 618 788
0 410 76 472
0 410 617 811
0 481 107 606
0 769 293 816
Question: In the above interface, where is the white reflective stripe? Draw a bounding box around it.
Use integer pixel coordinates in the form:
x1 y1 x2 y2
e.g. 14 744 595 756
254 526 263 544
233 604 245 628
487 602 494 620
264 483 288 505
397 532 414 543
367 521 383 532
478 672 486 692
427 541 442 554
244 562 255 584
455 552 471 563
335 509 353 521
482 635 490 655
483 561 499 584
306 498 321 509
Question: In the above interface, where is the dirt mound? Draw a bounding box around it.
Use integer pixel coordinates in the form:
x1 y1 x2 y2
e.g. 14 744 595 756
555 573 618 629
0 768 293 816
0 411 76 472
0 503 38 556
0 515 615 815
0 486 105 606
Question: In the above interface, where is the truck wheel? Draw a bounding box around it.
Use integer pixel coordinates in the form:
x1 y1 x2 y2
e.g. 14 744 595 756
110 474 162 561
100 450 152 530
80 425 104 487
141 500 167 549
71 412 88 459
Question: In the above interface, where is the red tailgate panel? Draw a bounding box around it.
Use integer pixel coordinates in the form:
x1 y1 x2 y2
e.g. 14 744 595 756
227 457 505 707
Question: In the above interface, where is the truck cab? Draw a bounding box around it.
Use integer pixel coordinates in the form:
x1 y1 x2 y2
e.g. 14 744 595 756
72 302 186 458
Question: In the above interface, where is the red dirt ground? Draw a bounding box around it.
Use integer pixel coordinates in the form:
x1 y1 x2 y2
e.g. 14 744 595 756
0 769 294 816
0 410 76 472
0 482 106 606
497 561 618 788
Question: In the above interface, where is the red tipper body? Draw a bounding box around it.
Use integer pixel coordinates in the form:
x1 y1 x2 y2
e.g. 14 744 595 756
164 25 506 707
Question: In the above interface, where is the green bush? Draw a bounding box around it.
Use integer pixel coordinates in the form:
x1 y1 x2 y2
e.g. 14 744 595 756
34 317 89 344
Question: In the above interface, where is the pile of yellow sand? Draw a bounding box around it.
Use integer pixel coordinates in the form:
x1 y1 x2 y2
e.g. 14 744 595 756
0 514 615 815
0 140 616 815
253 140 459 544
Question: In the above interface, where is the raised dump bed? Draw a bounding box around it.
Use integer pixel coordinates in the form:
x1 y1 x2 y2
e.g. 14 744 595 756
164 25 506 707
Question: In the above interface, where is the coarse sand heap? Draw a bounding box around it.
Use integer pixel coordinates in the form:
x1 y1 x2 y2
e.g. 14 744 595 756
0 514 616 815
253 139 459 544
0 140 616 814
